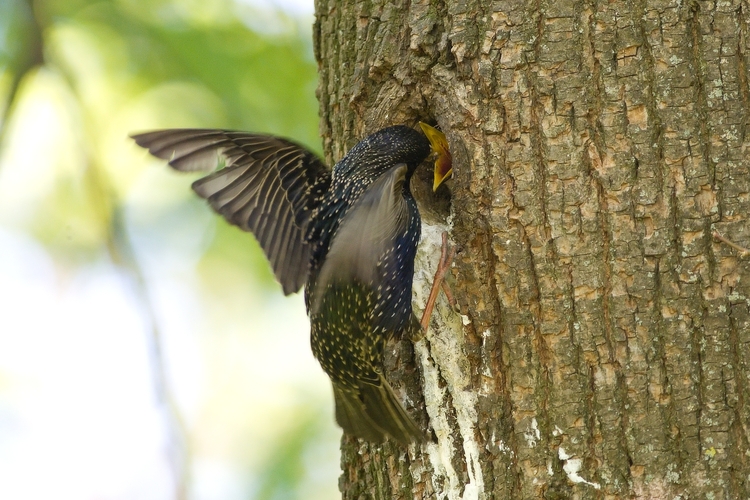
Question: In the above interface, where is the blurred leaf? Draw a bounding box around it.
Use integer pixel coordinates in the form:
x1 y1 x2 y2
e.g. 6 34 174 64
0 0 44 138
255 405 330 500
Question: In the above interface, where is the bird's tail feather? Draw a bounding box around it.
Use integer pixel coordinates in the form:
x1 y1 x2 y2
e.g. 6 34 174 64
333 378 424 445
334 385 387 443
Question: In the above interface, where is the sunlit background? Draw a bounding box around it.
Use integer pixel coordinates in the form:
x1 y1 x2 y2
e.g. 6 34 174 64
0 0 341 499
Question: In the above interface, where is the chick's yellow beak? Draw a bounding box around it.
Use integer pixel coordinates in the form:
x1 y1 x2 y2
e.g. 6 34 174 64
419 122 453 191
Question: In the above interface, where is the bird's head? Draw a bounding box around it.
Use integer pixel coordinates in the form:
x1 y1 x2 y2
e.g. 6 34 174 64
335 124 452 193
363 125 432 168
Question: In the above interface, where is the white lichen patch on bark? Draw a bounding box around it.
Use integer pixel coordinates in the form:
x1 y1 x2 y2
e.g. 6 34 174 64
412 223 485 500
525 418 541 448
558 447 601 490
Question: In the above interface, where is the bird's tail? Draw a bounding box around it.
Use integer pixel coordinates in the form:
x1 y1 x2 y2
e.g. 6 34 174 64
333 377 424 445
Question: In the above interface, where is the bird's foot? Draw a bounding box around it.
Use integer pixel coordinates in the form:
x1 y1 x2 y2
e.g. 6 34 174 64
419 232 456 331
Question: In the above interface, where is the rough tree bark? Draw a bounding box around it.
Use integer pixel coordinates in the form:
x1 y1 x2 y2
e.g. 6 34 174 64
313 0 750 498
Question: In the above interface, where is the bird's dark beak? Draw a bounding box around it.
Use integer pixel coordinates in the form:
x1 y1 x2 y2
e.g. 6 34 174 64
419 122 452 191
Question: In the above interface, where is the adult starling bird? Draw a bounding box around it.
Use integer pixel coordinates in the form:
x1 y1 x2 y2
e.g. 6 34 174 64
131 124 449 444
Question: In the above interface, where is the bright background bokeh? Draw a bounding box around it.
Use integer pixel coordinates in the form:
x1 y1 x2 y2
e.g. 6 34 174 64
0 0 341 499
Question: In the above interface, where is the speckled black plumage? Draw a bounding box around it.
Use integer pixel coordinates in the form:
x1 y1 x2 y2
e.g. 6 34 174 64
132 125 431 444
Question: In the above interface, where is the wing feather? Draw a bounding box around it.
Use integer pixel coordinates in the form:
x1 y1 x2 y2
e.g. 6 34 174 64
312 164 409 310
131 129 331 294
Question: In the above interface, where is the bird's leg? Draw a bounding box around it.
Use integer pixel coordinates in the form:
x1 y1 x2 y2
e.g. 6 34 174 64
441 281 457 310
420 232 456 331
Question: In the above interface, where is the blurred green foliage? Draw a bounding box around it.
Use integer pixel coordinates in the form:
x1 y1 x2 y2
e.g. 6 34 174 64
2 0 320 135
0 1 339 499
0 0 321 282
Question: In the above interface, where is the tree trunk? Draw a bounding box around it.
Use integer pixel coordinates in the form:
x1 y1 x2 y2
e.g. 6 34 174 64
314 0 750 498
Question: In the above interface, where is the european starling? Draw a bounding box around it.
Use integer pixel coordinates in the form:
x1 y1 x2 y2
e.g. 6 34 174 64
131 124 448 444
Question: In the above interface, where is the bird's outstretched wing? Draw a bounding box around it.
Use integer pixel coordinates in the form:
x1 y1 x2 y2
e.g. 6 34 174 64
312 163 409 310
131 129 331 295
